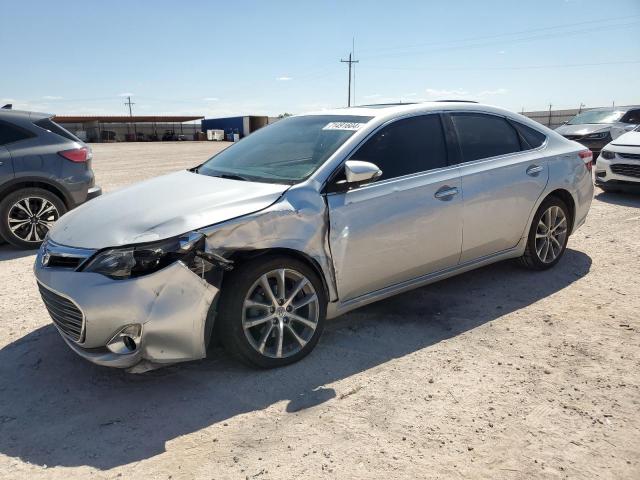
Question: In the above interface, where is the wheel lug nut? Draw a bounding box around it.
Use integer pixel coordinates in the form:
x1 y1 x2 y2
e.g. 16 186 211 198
286 306 292 312
278 299 284 305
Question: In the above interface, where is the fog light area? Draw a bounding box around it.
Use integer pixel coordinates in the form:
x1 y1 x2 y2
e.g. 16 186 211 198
106 324 142 354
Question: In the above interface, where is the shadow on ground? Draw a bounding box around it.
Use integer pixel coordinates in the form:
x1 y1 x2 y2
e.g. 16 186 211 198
0 243 35 261
0 249 591 469
595 190 640 207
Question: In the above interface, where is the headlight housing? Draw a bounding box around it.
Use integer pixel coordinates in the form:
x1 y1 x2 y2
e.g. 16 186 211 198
600 150 615 160
82 232 208 280
584 131 609 140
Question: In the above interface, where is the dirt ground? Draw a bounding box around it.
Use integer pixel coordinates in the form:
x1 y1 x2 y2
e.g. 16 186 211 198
0 142 638 480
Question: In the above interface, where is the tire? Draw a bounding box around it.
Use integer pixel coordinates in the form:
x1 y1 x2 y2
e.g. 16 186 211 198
518 196 570 270
0 188 67 249
217 255 327 368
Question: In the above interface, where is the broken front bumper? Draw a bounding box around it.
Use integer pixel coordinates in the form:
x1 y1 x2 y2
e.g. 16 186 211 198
34 254 219 370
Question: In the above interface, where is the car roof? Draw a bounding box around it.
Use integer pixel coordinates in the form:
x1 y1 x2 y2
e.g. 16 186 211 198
301 101 549 128
581 105 640 113
0 109 52 122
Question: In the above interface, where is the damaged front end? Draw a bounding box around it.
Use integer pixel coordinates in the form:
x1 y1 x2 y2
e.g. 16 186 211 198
34 234 232 372
34 184 338 372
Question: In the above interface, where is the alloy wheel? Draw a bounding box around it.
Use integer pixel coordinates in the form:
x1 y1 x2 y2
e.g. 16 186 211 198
535 205 567 264
242 268 319 359
7 197 60 244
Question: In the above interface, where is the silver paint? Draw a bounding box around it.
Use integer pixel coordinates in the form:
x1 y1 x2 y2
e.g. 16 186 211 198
34 102 594 370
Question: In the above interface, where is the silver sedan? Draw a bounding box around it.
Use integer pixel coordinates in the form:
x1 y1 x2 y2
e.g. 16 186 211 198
34 101 594 371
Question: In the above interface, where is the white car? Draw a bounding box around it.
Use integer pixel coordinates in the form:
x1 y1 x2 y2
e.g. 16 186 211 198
595 125 640 192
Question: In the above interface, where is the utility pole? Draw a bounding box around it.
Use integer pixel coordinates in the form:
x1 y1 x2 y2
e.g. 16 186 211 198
124 95 136 139
547 103 553 127
578 102 585 113
340 53 359 107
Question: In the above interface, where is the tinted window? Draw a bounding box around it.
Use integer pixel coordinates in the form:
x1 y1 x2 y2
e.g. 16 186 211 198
351 114 447 180
451 113 520 162
621 109 640 124
0 121 33 145
34 118 81 142
512 121 546 149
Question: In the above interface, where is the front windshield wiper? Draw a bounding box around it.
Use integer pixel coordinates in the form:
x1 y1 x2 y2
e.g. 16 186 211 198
215 173 250 182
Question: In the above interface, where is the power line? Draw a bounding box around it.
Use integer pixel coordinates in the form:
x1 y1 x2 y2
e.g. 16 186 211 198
357 14 640 56
340 53 359 107
358 59 640 72
358 20 640 61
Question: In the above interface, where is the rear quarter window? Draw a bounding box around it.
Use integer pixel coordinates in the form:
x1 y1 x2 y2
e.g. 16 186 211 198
511 121 547 149
34 118 81 143
0 120 35 145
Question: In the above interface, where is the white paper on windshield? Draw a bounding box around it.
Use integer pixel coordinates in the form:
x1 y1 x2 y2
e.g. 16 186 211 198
322 122 366 131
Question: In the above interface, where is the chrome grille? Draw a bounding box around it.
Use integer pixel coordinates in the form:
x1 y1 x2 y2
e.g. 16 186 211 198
38 283 85 342
611 163 640 179
619 152 640 160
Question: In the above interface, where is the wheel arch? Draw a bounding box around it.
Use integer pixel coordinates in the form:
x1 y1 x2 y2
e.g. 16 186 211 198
0 178 72 209
545 188 576 234
225 247 331 300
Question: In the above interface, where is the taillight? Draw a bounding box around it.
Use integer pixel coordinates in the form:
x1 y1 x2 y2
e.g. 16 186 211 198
58 147 89 163
579 149 593 172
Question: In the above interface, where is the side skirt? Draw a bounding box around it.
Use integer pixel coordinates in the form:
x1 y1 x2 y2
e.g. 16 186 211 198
326 239 525 319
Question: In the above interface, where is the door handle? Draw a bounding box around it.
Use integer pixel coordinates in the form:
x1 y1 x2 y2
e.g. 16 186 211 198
434 186 459 200
526 165 544 176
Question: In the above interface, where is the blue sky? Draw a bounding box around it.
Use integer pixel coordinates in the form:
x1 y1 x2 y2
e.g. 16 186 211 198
1 0 639 117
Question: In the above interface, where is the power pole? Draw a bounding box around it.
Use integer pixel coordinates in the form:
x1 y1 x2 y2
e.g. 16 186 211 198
547 103 553 127
578 102 585 113
340 53 359 107
124 95 136 139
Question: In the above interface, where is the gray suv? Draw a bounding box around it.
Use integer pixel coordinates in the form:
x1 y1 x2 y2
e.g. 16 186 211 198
0 109 101 248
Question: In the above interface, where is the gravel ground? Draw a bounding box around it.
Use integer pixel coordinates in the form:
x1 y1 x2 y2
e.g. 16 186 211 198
0 142 638 480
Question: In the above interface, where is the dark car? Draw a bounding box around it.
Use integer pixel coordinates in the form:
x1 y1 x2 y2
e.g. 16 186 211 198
555 106 640 160
0 109 102 248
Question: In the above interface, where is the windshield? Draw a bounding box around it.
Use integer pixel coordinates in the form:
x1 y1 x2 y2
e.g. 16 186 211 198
568 110 625 125
197 115 373 184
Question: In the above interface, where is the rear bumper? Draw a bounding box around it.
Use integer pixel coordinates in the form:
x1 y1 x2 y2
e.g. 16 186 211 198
86 185 102 201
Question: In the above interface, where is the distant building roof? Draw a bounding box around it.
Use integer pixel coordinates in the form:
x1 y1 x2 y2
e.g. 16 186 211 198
53 115 204 123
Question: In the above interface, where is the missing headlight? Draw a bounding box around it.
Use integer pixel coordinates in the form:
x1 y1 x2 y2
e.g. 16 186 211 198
82 233 234 280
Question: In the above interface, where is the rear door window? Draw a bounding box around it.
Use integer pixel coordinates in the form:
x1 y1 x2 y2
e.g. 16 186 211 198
34 118 81 142
0 121 34 145
351 114 448 180
450 113 521 162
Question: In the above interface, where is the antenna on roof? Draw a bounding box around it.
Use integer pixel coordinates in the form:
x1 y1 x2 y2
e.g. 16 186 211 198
1 104 12 110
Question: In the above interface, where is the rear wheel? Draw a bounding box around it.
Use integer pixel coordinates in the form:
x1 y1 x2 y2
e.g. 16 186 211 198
518 196 570 270
217 255 327 368
0 188 67 249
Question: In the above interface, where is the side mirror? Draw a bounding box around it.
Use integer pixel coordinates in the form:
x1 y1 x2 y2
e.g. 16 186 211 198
344 160 382 185
624 124 636 131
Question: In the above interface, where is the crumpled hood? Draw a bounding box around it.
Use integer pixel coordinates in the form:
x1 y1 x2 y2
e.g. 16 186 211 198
612 131 640 147
50 170 289 249
555 123 611 137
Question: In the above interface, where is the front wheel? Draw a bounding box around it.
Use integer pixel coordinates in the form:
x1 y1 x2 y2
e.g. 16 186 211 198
518 196 570 270
217 255 327 368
